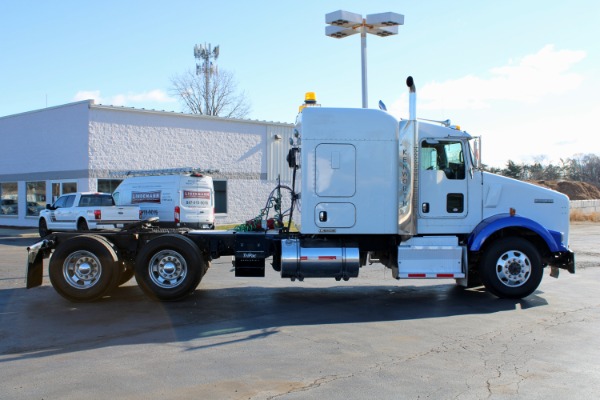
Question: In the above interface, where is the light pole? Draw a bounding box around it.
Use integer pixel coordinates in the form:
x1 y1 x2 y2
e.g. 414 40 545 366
194 43 220 115
325 10 404 108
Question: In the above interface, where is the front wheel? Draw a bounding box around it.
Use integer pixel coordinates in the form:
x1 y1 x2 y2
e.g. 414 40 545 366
479 237 543 299
134 234 204 301
39 218 51 237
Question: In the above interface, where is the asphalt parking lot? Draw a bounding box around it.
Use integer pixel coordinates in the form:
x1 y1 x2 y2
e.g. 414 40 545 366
0 223 599 399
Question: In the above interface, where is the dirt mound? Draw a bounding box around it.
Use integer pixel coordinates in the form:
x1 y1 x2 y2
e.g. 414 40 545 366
531 180 600 200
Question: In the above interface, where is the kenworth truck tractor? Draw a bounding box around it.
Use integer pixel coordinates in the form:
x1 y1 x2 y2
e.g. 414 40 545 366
27 77 575 302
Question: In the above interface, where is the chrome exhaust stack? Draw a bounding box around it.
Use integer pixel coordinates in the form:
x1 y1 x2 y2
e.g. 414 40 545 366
407 76 416 121
398 76 418 236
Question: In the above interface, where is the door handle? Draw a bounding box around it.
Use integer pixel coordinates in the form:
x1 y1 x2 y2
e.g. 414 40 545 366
319 211 327 222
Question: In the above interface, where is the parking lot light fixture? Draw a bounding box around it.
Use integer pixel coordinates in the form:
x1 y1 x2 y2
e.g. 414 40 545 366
325 10 404 108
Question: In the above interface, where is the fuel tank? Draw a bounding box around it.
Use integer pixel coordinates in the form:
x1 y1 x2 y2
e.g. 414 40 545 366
280 238 360 281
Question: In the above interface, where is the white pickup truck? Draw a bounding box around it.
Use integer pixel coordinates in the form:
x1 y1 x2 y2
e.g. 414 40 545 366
38 192 140 237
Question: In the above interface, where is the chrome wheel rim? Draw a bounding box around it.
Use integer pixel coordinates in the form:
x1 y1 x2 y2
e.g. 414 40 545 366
148 250 187 289
495 250 531 288
63 251 102 289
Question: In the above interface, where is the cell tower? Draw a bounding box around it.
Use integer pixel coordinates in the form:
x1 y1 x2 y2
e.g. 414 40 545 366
194 43 220 115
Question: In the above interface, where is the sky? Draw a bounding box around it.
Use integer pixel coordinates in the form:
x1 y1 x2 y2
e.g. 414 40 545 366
1 1 598 168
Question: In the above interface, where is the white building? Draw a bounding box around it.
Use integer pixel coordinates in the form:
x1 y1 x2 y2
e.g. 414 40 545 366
0 100 294 228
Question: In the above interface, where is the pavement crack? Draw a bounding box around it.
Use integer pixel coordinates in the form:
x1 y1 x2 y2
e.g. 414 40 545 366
266 373 354 400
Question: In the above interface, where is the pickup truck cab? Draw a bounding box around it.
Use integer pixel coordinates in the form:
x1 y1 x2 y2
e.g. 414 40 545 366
38 192 140 237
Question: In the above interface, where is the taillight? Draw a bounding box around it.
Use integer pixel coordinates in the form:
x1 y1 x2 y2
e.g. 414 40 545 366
174 206 180 224
139 210 143 220
94 210 101 220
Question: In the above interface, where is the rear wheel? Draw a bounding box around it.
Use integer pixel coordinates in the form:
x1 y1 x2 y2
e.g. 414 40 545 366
77 219 89 232
49 235 121 302
134 234 204 301
479 237 543 299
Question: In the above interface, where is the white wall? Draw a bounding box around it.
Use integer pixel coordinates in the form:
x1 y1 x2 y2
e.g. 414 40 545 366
88 106 293 225
571 200 600 214
1 101 294 227
0 101 90 176
0 101 91 227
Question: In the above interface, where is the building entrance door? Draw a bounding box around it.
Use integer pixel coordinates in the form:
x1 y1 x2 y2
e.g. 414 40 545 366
51 181 77 203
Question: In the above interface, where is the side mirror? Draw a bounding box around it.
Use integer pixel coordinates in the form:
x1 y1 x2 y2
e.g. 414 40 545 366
286 148 300 169
472 137 482 169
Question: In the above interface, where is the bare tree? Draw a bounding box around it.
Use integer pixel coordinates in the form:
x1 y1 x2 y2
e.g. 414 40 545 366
170 68 251 119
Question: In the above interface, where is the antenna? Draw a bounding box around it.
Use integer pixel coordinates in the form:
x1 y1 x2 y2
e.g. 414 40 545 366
194 42 220 115
418 117 451 127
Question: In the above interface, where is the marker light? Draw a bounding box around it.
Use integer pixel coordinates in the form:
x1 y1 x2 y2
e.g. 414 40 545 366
298 92 321 113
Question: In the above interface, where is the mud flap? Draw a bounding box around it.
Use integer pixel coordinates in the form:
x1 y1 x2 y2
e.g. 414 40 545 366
26 240 51 288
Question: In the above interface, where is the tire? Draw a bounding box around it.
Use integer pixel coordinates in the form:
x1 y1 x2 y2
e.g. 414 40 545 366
479 237 543 299
48 235 121 302
77 219 89 232
39 218 51 237
134 234 204 301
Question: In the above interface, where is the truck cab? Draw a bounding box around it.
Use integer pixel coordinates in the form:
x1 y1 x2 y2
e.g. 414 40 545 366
290 82 573 298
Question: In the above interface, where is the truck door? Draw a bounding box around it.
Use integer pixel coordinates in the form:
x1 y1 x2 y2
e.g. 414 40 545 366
52 194 76 228
418 139 468 219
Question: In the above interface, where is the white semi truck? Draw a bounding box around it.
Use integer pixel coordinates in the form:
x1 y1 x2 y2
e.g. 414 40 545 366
26 77 574 302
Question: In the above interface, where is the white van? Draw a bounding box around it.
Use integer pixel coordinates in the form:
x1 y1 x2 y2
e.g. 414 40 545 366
112 173 215 229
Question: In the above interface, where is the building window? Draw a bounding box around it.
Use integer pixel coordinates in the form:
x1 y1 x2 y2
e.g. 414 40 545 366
52 182 78 203
214 180 227 214
26 181 46 216
0 182 18 216
98 179 123 194
62 182 77 194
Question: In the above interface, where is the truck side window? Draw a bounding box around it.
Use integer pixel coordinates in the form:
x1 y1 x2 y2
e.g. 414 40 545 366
444 142 465 180
53 196 67 208
65 195 76 207
421 140 465 180
421 146 438 170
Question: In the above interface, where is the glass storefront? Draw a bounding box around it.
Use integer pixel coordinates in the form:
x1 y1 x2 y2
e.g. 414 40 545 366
26 181 46 216
52 181 77 203
0 182 18 216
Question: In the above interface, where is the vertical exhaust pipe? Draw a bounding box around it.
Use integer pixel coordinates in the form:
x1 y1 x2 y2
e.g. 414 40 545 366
407 76 416 121
398 76 418 236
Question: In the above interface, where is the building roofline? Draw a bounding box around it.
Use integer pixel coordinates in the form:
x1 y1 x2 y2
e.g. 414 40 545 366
0 100 93 120
90 103 294 127
1 100 294 127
